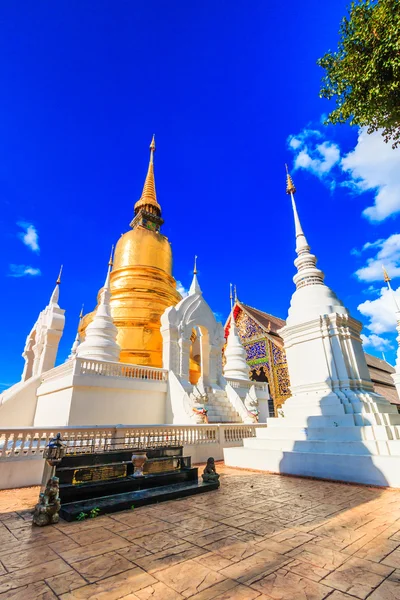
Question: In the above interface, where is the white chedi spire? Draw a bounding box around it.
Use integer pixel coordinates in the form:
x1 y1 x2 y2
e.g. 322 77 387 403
223 285 249 380
285 166 324 290
68 305 84 360
189 255 202 295
383 266 400 371
77 249 120 362
49 265 63 306
285 168 347 326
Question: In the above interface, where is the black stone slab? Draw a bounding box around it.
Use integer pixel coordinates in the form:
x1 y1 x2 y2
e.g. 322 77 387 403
57 446 183 470
59 479 220 522
59 466 199 504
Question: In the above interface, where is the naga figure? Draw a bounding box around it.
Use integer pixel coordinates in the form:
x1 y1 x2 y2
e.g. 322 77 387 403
202 457 220 485
32 476 61 526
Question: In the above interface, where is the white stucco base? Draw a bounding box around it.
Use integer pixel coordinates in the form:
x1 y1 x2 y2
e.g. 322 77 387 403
224 445 400 487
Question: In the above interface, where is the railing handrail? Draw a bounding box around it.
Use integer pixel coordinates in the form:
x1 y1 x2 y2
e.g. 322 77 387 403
40 358 169 384
0 423 268 462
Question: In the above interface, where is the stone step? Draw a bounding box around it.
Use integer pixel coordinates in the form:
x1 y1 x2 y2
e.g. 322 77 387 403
267 415 356 428
223 446 400 487
243 437 400 456
256 425 400 442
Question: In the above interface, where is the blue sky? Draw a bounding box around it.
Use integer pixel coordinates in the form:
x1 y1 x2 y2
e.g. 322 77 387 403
2 1 400 389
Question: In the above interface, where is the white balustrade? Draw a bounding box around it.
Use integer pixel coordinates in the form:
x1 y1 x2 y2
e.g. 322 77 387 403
0 423 268 462
226 378 268 392
75 358 168 381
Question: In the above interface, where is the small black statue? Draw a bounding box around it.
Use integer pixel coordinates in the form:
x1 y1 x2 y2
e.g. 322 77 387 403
202 457 220 485
32 476 61 526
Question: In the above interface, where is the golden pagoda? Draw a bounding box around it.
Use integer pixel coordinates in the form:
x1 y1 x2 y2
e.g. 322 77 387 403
80 136 181 366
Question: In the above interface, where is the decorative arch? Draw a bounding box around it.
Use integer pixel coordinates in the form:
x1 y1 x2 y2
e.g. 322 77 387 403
161 291 225 388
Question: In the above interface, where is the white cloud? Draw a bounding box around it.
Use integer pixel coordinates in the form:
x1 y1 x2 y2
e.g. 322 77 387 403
358 284 400 334
8 264 41 278
17 222 40 253
354 234 400 282
176 280 188 298
287 125 400 223
341 129 400 223
291 136 340 180
360 333 392 351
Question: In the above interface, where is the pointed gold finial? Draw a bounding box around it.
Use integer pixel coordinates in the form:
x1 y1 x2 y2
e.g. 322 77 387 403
230 283 233 311
382 265 391 283
234 284 238 303
56 265 63 285
150 134 156 155
133 135 160 216
79 304 84 320
193 255 198 275
285 164 296 195
108 245 114 268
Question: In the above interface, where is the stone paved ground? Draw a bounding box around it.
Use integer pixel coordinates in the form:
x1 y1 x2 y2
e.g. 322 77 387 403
0 464 400 599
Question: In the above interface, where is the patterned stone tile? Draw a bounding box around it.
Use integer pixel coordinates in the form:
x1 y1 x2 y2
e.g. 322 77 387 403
249 567 332 599
59 567 156 599
0 581 57 599
322 557 394 599
193 551 234 572
133 531 186 553
156 559 226 598
71 550 133 583
0 559 71 594
288 544 349 571
382 547 400 569
0 545 59 572
134 580 184 599
204 536 261 563
67 526 124 546
45 571 87 595
116 520 175 541
368 569 400 599
183 525 241 547
286 558 330 582
58 535 130 563
355 537 399 563
219 549 290 584
134 542 207 573
178 516 220 532
116 542 152 563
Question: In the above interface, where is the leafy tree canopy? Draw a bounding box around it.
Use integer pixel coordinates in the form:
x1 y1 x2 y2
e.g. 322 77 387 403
318 0 400 147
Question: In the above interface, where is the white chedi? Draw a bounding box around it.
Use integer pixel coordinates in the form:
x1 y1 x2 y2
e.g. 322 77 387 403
223 311 249 380
77 260 120 363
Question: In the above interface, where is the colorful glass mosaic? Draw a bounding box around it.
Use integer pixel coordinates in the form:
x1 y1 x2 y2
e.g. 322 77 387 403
246 340 267 362
272 343 286 366
236 311 264 341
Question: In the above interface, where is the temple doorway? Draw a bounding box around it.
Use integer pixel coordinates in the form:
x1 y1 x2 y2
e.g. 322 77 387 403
189 327 201 385
251 366 275 416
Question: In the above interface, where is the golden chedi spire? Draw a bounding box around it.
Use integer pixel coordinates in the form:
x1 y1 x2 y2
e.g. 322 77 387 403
80 136 181 367
132 135 161 219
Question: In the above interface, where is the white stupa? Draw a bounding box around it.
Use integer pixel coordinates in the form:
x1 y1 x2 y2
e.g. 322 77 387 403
223 285 249 380
225 169 400 487
383 266 400 399
77 251 120 363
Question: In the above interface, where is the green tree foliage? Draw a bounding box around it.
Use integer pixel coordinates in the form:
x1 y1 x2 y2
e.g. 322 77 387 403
318 0 400 147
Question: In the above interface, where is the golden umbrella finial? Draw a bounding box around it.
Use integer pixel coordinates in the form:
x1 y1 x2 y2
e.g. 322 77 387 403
382 265 391 283
150 134 156 154
193 255 198 275
285 164 296 195
108 245 114 268
56 264 63 285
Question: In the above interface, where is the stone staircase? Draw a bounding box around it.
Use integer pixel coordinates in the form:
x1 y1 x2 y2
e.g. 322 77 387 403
204 388 242 423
